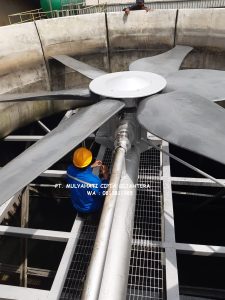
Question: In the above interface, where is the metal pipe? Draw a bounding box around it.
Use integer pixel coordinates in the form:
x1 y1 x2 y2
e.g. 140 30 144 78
82 146 126 300
37 120 51 133
82 119 134 300
98 147 140 300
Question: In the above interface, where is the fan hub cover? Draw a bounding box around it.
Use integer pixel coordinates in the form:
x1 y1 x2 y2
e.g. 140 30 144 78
89 71 166 99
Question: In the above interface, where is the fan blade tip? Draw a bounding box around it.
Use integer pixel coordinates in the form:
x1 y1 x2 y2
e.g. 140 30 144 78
137 91 225 165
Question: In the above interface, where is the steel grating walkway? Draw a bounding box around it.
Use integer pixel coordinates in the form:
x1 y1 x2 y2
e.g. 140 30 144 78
127 148 164 300
60 149 112 299
60 147 164 299
60 222 98 299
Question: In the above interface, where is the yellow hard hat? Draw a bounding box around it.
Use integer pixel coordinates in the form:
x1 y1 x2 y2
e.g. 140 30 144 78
73 147 92 168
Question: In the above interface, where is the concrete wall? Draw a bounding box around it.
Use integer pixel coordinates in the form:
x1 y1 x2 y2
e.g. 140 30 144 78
0 0 39 27
35 13 108 89
2 8 225 94
176 8 225 70
0 21 64 138
107 10 177 71
0 8 225 137
0 22 49 94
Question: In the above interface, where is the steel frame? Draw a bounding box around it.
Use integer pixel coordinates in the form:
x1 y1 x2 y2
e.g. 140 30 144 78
0 225 71 241
4 135 44 142
48 217 83 300
0 284 49 300
1 127 225 300
162 141 180 300
0 263 55 278
0 111 83 299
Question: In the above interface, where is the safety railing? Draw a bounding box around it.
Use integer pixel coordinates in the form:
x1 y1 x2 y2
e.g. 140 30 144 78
8 0 225 25
8 9 47 25
8 4 107 25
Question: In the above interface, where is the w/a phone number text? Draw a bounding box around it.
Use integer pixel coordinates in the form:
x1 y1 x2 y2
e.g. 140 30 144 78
88 190 133 196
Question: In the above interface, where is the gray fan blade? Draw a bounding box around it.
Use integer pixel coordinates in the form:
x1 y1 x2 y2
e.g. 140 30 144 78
0 88 92 102
165 69 225 102
137 91 225 165
52 55 107 79
0 100 124 206
129 45 193 77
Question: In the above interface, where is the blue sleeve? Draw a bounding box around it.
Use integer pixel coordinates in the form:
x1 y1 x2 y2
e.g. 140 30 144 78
83 172 108 198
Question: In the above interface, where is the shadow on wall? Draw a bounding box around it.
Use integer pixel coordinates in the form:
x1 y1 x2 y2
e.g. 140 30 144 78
0 0 39 26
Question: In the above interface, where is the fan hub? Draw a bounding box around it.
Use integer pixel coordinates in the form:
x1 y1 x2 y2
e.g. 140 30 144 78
89 71 166 99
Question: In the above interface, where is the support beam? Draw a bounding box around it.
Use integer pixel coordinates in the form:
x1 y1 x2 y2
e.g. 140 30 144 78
0 263 55 278
162 141 180 300
37 120 51 133
0 226 70 242
4 136 43 142
147 132 162 143
171 177 225 187
39 170 67 178
30 184 58 188
180 285 225 299
4 134 95 143
0 169 66 178
165 247 180 299
172 191 213 198
48 217 83 300
20 187 29 287
176 243 225 257
0 284 48 300
132 239 225 257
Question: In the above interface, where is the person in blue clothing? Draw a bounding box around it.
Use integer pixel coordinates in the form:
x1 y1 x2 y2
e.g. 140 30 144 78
67 147 109 218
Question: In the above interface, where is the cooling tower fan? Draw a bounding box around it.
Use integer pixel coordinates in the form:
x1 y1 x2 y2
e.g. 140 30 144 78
0 45 225 206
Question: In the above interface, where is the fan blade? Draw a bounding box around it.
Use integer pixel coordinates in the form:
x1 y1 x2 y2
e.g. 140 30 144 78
137 91 225 165
52 55 107 79
165 69 225 102
0 88 92 102
0 100 124 206
129 45 193 77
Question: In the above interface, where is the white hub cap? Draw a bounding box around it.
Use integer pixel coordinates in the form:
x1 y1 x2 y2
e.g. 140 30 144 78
89 71 167 98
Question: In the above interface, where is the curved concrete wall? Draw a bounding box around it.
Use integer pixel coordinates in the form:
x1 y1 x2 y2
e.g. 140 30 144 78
35 14 107 58
176 8 225 70
0 9 225 137
107 10 176 50
35 13 108 90
176 9 225 51
0 22 49 94
0 21 51 138
107 10 177 71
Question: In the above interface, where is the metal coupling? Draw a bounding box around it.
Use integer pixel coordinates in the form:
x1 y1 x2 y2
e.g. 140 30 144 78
114 121 134 152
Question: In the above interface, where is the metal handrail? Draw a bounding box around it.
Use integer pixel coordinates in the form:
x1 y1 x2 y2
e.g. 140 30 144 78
8 0 225 24
8 4 107 24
